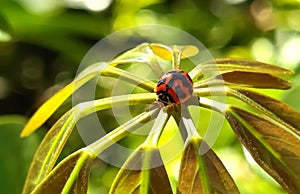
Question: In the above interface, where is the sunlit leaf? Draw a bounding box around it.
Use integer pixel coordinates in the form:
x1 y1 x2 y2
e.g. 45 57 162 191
19 83 74 137
150 44 199 60
22 93 156 194
110 43 165 77
194 71 292 89
194 87 300 136
204 58 294 75
22 111 75 194
190 58 293 80
150 43 173 60
177 138 240 194
110 109 171 194
110 43 155 64
226 106 300 193
101 65 156 92
87 107 160 156
150 44 199 70
180 45 199 59
227 88 300 137
20 62 108 137
20 63 155 137
236 89 300 132
30 148 94 194
109 147 172 194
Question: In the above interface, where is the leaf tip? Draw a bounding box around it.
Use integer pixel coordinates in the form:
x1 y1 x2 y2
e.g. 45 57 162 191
20 117 41 137
20 124 34 137
284 69 294 75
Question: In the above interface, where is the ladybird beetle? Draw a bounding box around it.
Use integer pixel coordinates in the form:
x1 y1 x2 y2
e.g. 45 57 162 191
156 70 193 106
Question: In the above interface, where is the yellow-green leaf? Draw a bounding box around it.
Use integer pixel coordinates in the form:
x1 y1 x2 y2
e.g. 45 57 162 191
30 148 94 194
180 45 199 59
109 147 172 194
226 106 300 193
21 63 156 137
110 109 171 194
150 43 173 60
236 89 300 132
203 58 294 75
177 138 239 194
20 62 108 137
150 44 199 60
195 87 300 137
109 43 165 78
190 58 293 80
110 43 155 64
22 93 157 194
195 71 292 89
101 65 156 92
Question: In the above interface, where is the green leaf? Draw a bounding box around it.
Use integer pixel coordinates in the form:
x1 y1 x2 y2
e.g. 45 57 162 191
101 65 156 92
20 62 155 137
109 147 172 194
150 44 199 60
22 110 76 194
111 43 157 64
178 45 199 59
195 71 292 89
22 43 194 137
20 62 108 137
177 138 240 194
226 106 300 193
22 93 156 194
110 43 199 77
110 43 165 78
226 88 300 138
149 43 173 60
204 58 294 75
88 107 160 156
236 89 300 132
31 148 94 194
110 109 171 194
189 58 293 80
195 87 300 136
150 44 199 70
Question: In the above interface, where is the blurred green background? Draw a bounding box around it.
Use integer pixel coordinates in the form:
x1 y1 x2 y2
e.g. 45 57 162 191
1 0 300 193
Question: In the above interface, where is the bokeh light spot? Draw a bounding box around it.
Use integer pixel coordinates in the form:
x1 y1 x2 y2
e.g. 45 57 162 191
279 36 300 69
251 38 274 63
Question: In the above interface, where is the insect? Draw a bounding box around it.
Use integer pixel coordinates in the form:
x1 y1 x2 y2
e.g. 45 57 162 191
156 70 193 106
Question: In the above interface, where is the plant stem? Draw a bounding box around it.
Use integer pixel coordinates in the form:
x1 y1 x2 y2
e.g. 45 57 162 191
87 107 160 156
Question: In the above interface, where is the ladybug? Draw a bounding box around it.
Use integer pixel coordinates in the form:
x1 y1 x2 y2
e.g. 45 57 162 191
156 70 193 106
